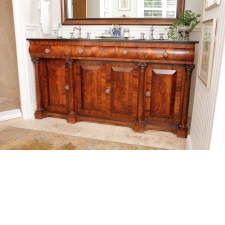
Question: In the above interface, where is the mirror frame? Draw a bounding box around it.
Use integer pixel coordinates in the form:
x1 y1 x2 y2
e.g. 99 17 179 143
61 0 185 25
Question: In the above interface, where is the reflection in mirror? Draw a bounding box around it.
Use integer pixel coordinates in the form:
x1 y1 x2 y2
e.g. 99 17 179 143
66 0 178 19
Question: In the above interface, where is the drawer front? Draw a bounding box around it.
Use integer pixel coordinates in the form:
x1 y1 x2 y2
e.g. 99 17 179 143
71 46 98 57
138 48 194 61
114 47 139 59
29 46 65 57
29 43 194 62
70 46 138 59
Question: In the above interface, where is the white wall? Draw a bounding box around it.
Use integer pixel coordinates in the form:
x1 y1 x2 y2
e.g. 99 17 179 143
24 0 40 24
188 0 225 150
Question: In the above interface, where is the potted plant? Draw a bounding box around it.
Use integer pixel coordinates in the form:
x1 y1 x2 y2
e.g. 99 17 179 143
166 10 201 41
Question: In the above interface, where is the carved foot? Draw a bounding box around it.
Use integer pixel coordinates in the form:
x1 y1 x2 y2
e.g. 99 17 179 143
35 109 46 119
134 123 145 132
177 127 188 138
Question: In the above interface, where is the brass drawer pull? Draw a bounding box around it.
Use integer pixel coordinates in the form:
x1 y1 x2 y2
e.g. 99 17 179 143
105 88 111 94
123 50 128 55
146 91 151 97
163 50 168 57
78 49 84 54
45 47 50 54
65 85 70 91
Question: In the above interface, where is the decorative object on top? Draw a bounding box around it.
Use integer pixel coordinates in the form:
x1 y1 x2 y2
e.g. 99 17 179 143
166 10 201 41
205 0 220 11
140 33 145 40
159 33 164 40
57 23 62 38
123 28 130 38
112 24 122 36
38 0 51 36
73 26 82 38
150 26 154 40
51 27 59 38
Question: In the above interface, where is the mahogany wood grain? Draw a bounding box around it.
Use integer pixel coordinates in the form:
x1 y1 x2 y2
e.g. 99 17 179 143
177 64 195 138
32 58 45 119
108 62 139 121
29 39 197 138
134 63 147 132
65 59 76 123
41 59 69 114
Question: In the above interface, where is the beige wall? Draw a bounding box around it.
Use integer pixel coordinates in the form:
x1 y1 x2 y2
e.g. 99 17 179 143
0 0 20 112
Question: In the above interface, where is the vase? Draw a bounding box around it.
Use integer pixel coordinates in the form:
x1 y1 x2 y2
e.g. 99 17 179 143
177 25 191 41
113 29 121 36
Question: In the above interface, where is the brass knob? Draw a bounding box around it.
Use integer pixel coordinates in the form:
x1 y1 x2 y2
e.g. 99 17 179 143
163 50 168 57
105 88 111 94
65 85 69 91
45 47 50 54
123 50 128 55
146 91 151 97
78 49 84 54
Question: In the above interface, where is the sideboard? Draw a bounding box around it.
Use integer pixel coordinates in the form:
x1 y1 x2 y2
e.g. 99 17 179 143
27 38 198 138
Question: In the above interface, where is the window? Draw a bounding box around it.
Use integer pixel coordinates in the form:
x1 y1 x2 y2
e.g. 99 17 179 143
137 0 177 18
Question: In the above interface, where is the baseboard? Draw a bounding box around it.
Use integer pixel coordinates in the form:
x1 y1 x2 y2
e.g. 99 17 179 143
0 109 22 122
185 135 193 150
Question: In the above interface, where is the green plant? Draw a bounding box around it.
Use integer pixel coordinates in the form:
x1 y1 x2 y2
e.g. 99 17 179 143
166 10 201 40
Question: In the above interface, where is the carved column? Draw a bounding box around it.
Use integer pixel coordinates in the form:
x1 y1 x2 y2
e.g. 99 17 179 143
177 64 195 138
66 59 76 124
32 58 45 119
134 62 147 132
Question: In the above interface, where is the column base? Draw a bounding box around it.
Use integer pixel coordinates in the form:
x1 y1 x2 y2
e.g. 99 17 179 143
134 122 145 132
67 113 76 124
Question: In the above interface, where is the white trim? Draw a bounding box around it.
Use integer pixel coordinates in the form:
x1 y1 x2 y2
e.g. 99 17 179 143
0 109 22 122
12 0 35 120
185 135 193 150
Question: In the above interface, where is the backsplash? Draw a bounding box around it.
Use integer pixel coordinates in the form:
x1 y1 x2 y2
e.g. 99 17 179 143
26 24 171 40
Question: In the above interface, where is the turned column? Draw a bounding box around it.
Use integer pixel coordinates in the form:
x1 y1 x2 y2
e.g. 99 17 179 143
177 64 195 138
32 58 45 119
134 62 147 132
65 59 76 123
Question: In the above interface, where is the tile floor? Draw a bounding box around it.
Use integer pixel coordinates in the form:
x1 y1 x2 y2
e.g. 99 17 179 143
0 117 187 150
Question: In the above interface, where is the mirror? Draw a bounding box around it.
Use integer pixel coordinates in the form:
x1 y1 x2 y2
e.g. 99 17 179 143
61 0 185 25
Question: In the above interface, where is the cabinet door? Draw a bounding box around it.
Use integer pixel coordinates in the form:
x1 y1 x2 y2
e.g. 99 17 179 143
107 62 139 121
76 61 108 117
144 64 185 124
41 59 69 114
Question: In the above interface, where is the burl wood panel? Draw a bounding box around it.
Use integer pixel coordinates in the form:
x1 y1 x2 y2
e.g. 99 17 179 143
108 62 139 121
145 64 184 124
76 61 108 117
41 59 69 114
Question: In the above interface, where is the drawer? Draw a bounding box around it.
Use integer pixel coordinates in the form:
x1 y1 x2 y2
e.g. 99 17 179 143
70 46 138 59
114 47 139 59
138 48 194 61
29 45 65 57
71 46 98 57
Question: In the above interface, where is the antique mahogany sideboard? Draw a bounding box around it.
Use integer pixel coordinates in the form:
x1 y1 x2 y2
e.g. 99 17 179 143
27 38 198 138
